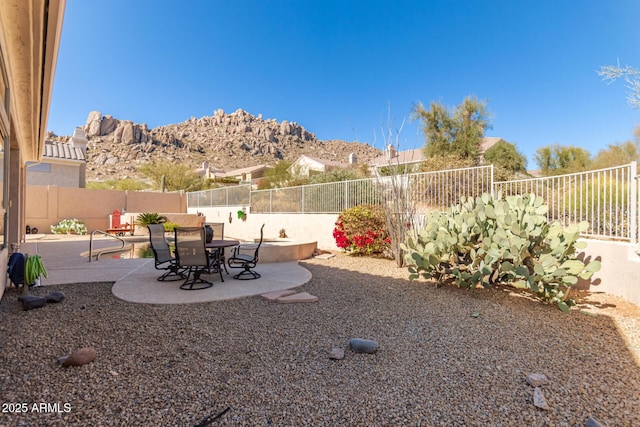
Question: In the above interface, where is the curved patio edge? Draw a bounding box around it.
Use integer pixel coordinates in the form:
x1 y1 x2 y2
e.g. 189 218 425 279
111 260 312 304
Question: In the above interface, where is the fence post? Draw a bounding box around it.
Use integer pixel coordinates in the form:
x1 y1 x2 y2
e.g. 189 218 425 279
490 164 495 198
631 161 637 244
344 181 348 211
301 186 305 213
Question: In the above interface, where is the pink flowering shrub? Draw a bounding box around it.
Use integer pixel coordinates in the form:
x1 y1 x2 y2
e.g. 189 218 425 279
333 204 390 257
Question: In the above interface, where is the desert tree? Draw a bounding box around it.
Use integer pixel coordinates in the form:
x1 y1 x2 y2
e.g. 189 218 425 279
598 61 640 109
139 160 207 192
412 95 492 162
483 139 528 180
591 127 640 169
372 109 417 267
534 144 591 176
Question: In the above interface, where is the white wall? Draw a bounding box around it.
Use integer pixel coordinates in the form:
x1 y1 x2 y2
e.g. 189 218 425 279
578 239 640 307
191 206 340 250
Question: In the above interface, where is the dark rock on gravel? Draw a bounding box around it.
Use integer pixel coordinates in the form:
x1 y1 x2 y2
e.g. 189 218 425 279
45 291 65 303
17 294 47 311
349 338 378 354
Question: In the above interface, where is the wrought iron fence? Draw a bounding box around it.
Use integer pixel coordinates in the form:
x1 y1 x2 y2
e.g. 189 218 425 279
494 163 637 241
187 162 639 242
187 185 251 209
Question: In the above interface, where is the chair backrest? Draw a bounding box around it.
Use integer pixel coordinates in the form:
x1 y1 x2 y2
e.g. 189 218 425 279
174 227 208 267
147 224 173 263
204 222 224 240
251 224 265 258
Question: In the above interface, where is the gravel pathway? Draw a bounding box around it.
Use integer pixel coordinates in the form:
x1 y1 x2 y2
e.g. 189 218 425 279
1 254 639 426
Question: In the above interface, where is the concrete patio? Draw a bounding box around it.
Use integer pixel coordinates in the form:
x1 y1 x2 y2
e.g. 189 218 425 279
16 234 312 304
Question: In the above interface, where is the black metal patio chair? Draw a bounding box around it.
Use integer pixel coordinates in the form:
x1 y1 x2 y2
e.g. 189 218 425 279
174 227 214 290
147 224 184 282
227 224 264 280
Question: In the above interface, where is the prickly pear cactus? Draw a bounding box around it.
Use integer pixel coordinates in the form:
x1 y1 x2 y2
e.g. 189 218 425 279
402 192 601 312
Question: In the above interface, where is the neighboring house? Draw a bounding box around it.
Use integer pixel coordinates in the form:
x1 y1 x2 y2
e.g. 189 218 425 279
25 128 87 188
223 165 271 183
288 154 357 177
370 137 503 170
369 147 424 171
195 161 225 180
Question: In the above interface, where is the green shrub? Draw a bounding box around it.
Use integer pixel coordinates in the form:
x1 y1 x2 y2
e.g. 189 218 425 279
162 222 180 232
402 192 601 312
50 218 88 235
333 204 390 257
135 212 168 228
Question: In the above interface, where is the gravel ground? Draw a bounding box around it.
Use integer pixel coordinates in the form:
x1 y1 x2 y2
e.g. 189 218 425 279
1 253 639 427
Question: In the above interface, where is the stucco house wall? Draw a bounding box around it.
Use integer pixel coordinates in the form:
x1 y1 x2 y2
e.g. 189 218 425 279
26 186 187 234
27 161 82 187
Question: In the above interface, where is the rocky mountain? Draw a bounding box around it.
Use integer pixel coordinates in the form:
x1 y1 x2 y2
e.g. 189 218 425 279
51 109 382 181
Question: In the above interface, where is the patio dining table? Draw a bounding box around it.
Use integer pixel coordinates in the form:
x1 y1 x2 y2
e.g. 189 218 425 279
205 239 239 281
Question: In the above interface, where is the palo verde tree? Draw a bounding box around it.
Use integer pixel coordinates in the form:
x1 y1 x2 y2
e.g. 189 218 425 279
483 139 528 180
412 95 492 163
591 139 640 170
139 160 207 192
534 144 591 176
257 160 298 189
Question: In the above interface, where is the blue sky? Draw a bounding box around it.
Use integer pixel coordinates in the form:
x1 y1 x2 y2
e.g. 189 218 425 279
48 0 640 168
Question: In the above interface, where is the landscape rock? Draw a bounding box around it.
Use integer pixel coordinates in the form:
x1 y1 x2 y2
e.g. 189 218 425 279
276 292 318 304
260 289 297 302
329 348 345 360
533 387 549 410
585 416 603 427
17 295 47 311
45 291 65 303
349 338 378 354
526 373 549 387
61 347 97 367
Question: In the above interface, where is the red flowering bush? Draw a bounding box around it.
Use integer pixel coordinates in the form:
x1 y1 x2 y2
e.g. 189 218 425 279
333 204 390 257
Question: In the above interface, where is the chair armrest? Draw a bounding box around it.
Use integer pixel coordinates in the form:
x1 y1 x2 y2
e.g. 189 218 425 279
232 243 258 256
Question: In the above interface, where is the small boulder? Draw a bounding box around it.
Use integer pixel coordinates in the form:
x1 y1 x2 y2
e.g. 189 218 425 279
329 348 345 360
526 373 549 387
61 347 96 367
45 291 65 303
585 416 603 427
533 387 549 410
349 338 378 354
17 295 47 311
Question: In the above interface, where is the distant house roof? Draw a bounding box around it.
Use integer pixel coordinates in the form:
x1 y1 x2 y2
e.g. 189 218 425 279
293 155 349 169
370 148 423 167
42 140 86 162
480 137 503 153
370 137 503 167
219 164 271 178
